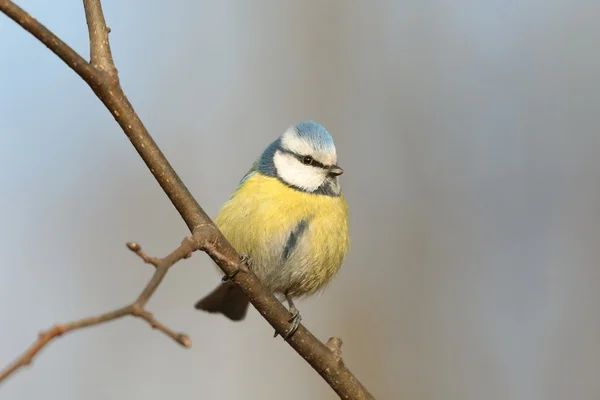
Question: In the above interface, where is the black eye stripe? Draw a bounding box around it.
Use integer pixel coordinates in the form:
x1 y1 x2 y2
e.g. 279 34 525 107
280 149 328 169
298 154 326 168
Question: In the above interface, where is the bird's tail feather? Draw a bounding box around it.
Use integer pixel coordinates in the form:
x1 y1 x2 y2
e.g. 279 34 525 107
194 281 250 321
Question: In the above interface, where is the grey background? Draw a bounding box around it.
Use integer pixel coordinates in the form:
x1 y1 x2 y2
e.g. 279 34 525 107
1 1 600 399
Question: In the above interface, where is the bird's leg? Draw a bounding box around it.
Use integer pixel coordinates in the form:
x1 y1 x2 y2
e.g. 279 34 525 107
221 254 253 282
273 292 302 340
284 295 302 339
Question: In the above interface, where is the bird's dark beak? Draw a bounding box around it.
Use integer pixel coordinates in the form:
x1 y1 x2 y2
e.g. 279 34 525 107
328 165 344 177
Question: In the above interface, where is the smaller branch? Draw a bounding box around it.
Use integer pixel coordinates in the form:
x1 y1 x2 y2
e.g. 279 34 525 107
0 309 124 383
326 337 344 363
0 237 200 385
134 237 198 307
130 305 191 347
127 242 160 267
82 0 118 80
0 0 98 83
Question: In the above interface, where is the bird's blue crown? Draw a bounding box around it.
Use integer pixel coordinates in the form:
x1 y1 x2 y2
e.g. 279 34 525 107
293 121 335 152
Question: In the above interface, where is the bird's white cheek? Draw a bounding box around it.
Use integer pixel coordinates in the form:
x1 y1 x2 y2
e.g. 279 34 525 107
273 152 325 192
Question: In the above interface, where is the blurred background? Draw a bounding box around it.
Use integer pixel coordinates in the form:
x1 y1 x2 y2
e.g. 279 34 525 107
1 1 600 399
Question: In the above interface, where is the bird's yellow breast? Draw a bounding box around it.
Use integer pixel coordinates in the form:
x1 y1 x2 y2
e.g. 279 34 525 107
215 173 349 296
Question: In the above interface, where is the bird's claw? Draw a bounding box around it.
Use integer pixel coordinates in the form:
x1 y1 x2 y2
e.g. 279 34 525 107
239 254 253 268
284 309 302 340
273 308 302 340
221 254 252 282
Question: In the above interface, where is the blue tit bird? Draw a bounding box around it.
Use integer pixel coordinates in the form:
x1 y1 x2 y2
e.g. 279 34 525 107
194 121 350 338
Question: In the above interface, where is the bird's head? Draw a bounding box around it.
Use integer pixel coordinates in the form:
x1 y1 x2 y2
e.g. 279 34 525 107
258 121 343 196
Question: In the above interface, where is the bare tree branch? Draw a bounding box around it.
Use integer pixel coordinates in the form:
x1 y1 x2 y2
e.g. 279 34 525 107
0 1 375 398
0 237 199 384
83 0 118 80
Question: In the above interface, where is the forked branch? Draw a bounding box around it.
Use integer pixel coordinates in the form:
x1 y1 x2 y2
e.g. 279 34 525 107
0 237 199 383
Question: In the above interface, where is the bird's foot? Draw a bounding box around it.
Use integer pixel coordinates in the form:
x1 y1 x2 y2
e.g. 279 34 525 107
239 254 253 269
273 306 302 340
221 254 252 282
284 307 302 340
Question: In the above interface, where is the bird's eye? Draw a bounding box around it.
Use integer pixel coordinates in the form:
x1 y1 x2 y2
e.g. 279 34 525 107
301 156 314 165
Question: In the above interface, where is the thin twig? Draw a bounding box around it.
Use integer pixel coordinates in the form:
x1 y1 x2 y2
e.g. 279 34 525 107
0 236 199 384
134 237 199 307
0 1 375 398
127 242 160 266
0 311 127 383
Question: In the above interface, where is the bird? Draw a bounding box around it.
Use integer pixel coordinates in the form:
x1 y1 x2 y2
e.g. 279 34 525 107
194 121 350 339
